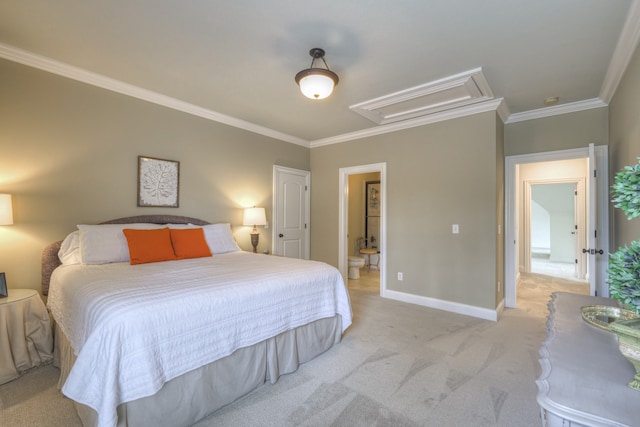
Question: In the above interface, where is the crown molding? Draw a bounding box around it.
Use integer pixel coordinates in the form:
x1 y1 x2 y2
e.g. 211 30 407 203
310 98 504 148
504 98 608 124
600 0 640 103
0 42 310 148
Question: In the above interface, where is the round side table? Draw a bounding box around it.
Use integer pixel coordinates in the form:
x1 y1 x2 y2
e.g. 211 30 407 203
0 289 53 384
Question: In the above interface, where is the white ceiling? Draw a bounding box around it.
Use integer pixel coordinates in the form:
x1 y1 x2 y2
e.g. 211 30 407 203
0 0 638 147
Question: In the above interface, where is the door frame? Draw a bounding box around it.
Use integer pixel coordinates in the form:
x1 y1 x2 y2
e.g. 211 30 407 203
339 163 387 294
272 165 310 258
523 177 586 279
505 146 609 308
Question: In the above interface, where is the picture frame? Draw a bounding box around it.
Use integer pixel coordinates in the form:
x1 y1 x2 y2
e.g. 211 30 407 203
138 156 180 207
0 272 7 298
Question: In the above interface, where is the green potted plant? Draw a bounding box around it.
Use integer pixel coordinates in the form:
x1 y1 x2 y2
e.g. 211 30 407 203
607 240 640 313
611 157 640 220
607 157 640 313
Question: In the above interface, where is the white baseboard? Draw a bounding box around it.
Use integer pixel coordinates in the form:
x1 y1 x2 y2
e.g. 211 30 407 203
382 289 499 321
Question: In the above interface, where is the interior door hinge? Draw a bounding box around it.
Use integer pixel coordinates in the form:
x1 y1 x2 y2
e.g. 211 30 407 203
305 224 307 229
575 259 578 264
593 170 597 178
305 185 308 191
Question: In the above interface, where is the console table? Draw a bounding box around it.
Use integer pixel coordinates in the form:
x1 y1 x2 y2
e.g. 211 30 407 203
537 292 639 427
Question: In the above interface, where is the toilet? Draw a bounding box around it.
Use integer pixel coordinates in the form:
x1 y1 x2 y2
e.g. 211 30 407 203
348 256 366 279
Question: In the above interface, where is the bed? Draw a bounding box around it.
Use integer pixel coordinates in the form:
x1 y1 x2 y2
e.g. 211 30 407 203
42 215 352 427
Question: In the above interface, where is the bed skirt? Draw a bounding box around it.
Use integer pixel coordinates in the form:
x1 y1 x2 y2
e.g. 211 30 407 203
53 316 343 427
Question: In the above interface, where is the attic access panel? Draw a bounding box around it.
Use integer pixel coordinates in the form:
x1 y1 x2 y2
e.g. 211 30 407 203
350 68 494 125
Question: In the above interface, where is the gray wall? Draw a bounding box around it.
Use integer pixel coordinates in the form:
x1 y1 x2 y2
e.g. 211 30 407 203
504 108 609 157
311 112 501 310
0 59 309 292
609 42 640 248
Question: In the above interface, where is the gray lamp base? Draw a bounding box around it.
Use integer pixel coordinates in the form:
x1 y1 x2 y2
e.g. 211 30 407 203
250 233 259 253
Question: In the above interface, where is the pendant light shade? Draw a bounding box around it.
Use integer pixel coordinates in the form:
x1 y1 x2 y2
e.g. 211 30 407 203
295 48 339 100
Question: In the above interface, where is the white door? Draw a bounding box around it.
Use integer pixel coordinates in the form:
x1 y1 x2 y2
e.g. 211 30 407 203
273 166 310 259
585 143 609 296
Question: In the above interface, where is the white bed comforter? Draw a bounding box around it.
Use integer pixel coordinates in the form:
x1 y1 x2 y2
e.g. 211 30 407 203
47 252 352 427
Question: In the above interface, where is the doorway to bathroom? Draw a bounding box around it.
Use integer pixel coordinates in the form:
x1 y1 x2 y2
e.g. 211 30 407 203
347 174 380 292
339 163 387 296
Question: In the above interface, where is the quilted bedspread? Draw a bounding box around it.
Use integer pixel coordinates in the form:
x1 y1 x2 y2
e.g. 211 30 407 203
47 252 352 427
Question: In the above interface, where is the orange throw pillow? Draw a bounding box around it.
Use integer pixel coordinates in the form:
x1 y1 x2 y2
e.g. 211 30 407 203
170 228 212 260
123 228 177 265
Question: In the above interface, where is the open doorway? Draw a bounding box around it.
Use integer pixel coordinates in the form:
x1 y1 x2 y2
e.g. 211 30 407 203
505 146 609 308
347 173 381 293
338 163 387 296
525 180 587 282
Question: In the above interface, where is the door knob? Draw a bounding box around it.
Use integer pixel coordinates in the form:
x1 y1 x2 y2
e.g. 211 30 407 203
582 248 604 255
279 234 284 238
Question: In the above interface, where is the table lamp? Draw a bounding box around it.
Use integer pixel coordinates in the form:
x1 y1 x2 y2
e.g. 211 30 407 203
0 194 13 226
243 207 266 253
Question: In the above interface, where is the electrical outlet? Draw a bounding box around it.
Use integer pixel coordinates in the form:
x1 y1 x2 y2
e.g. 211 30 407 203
397 272 403 281
452 224 459 234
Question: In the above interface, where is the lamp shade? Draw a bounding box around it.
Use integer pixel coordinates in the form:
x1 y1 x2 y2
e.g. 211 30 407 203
243 207 266 227
297 70 337 100
0 194 13 225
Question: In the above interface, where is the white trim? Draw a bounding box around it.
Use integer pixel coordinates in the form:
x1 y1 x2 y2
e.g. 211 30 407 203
385 289 500 321
312 98 504 147
339 163 387 295
505 99 608 124
0 42 309 148
600 0 640 103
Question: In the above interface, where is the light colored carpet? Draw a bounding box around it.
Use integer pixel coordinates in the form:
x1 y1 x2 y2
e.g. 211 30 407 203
1 272 576 426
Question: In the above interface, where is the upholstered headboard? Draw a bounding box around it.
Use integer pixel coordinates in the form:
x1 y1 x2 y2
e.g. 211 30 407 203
41 215 210 296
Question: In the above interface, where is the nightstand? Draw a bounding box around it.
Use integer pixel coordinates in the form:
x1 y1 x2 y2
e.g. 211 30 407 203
0 289 53 384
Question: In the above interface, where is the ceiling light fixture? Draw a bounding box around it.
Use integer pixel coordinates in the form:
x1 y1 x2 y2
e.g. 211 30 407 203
295 48 339 100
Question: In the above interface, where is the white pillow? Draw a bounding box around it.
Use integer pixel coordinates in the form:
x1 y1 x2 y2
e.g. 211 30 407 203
58 230 82 265
167 223 197 229
77 223 163 265
201 223 241 254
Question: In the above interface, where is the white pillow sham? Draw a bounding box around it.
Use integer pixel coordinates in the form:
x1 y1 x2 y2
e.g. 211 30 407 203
58 230 82 265
77 223 163 265
201 223 241 254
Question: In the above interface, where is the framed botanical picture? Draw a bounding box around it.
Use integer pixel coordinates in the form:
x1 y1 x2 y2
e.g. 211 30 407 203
0 272 7 298
138 156 180 207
